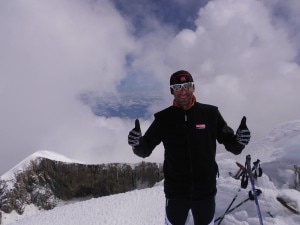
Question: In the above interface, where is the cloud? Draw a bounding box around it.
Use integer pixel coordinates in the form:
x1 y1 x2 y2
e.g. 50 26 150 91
1 0 300 175
0 0 136 174
132 0 300 137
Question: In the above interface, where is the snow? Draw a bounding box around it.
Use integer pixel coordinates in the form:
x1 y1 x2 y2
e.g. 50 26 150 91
0 151 83 190
1 150 80 181
1 120 300 225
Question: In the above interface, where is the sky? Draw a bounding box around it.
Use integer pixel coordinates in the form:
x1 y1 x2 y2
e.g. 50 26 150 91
1 0 300 175
1 120 300 224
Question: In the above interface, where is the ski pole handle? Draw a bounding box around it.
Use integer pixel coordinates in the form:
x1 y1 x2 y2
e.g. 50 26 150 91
246 155 264 225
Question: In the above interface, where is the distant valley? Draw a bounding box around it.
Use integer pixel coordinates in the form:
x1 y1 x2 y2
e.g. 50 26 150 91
81 91 164 119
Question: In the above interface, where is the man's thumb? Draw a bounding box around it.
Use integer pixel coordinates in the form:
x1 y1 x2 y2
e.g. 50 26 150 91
238 116 248 129
135 119 141 131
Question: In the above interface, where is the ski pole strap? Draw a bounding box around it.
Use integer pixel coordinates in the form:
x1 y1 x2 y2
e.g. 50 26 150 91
241 156 263 189
234 162 246 179
252 159 263 177
241 172 248 189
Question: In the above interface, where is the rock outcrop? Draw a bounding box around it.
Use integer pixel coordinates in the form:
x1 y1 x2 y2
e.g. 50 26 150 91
0 158 163 215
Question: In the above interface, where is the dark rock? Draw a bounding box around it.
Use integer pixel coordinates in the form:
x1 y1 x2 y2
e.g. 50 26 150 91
0 158 163 215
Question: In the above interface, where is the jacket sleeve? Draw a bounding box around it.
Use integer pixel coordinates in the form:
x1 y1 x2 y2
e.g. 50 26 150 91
133 117 162 158
216 111 245 155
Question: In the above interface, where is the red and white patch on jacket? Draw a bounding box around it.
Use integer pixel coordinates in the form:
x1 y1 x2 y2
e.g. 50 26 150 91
195 124 206 129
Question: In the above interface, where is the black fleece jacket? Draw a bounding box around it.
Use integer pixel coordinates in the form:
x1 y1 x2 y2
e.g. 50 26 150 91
133 102 244 200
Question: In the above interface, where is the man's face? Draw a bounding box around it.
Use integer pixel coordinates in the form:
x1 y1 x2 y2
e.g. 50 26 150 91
171 82 195 108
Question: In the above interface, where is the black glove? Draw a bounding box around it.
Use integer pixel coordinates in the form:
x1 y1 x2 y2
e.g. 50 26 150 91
128 119 142 147
236 116 251 145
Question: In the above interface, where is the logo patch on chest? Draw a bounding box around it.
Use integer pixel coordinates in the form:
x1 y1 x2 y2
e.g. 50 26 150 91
195 124 206 130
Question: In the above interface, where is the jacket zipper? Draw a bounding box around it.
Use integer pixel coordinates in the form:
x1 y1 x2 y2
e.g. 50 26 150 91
184 112 194 200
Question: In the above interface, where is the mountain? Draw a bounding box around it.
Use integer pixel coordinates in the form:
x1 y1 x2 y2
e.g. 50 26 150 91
0 151 163 221
1 120 300 224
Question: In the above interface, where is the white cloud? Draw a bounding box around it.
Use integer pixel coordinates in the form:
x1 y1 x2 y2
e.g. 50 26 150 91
0 0 136 173
135 0 300 136
1 0 300 175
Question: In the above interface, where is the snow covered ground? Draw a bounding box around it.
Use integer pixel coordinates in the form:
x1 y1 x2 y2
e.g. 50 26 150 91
1 120 300 225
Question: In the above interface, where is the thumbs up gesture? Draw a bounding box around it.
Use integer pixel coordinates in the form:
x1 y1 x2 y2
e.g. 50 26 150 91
128 119 142 147
236 116 251 145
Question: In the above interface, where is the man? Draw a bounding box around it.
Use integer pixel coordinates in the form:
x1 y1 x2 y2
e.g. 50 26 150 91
128 70 250 225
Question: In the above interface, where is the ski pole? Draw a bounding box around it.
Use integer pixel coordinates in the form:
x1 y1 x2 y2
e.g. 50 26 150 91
216 188 241 225
246 155 264 225
214 189 262 223
214 197 250 223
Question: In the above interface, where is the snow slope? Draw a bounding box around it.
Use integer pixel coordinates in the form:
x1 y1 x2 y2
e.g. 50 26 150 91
1 120 300 225
1 151 79 181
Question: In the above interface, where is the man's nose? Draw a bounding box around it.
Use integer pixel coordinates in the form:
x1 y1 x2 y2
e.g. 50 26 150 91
179 88 187 94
